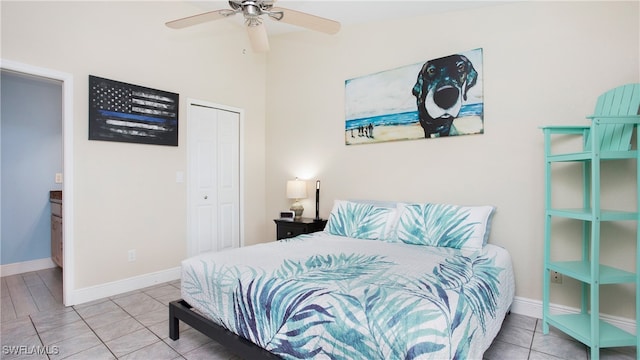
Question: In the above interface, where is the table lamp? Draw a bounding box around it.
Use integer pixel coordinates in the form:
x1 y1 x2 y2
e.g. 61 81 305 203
286 178 307 219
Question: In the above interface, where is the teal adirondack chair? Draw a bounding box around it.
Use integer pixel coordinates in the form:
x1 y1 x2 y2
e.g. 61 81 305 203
543 83 640 161
541 83 640 360
588 84 640 152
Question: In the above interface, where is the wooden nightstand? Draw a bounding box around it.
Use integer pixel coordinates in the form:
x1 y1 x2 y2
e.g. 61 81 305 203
274 218 327 240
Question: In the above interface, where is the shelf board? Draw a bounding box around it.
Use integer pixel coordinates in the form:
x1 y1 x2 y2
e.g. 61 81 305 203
547 208 638 221
548 261 635 284
545 314 636 348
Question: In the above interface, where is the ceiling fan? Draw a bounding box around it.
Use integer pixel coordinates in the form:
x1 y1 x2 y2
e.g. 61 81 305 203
166 0 341 53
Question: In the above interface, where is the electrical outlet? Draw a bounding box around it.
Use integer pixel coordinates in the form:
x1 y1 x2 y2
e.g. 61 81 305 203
550 271 563 284
128 249 136 262
55 173 63 183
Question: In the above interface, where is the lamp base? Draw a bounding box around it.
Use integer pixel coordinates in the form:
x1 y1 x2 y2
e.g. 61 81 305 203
290 201 304 219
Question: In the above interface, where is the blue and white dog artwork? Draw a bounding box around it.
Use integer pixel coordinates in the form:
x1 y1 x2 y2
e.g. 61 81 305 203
345 48 483 145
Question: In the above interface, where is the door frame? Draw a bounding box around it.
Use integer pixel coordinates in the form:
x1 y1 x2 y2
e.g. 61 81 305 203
186 98 245 257
0 59 75 306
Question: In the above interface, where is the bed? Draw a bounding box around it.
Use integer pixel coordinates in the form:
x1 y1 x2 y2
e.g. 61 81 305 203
169 200 515 359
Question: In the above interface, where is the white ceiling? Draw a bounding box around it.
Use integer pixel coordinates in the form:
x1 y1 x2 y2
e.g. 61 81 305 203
187 1 509 35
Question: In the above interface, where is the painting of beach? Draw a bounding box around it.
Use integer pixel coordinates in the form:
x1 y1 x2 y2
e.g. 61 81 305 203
344 48 483 145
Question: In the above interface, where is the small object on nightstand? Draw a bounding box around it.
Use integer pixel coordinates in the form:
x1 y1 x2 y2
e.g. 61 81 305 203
279 211 295 221
274 217 327 240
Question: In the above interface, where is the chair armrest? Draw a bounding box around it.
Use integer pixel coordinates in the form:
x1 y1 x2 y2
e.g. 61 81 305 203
540 125 590 135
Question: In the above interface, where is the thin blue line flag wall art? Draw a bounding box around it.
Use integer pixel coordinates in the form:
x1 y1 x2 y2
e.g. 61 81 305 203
89 76 179 146
345 48 483 145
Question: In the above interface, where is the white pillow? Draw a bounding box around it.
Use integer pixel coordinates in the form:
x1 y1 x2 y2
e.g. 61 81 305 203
326 200 397 240
395 203 495 249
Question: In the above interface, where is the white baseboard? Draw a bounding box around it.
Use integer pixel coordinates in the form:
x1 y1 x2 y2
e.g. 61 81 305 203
67 267 181 306
510 296 636 335
0 258 57 277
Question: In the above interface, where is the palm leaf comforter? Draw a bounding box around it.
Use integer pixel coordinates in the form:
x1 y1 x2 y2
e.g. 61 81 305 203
181 232 515 359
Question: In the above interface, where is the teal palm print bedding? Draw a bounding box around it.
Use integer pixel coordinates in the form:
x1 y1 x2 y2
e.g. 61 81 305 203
181 232 514 359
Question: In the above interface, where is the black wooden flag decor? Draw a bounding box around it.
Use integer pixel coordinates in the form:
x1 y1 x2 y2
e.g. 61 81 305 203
89 75 179 146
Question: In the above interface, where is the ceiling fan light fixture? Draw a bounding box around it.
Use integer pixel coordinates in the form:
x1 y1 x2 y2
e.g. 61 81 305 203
245 16 263 27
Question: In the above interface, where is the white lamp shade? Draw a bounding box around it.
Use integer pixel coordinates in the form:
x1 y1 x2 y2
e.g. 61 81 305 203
286 179 307 199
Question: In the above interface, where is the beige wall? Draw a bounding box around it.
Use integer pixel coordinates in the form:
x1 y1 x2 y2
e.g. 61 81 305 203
2 1 639 318
1 1 268 288
265 1 640 318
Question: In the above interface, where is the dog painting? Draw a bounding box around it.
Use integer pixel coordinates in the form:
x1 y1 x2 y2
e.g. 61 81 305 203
412 54 478 138
345 48 483 145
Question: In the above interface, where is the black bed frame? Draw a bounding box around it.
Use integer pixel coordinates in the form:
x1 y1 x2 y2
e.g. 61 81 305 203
169 299 282 359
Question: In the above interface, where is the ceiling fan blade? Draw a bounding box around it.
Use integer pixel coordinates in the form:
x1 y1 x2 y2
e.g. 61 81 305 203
246 22 270 52
165 9 235 29
271 7 340 35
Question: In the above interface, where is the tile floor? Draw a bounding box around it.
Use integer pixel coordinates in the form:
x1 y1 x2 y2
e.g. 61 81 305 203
1 267 637 359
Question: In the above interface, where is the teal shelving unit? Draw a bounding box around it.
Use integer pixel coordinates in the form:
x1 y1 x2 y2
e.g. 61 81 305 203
541 84 640 360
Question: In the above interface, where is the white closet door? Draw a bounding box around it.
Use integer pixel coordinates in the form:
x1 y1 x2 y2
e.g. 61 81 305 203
188 103 240 256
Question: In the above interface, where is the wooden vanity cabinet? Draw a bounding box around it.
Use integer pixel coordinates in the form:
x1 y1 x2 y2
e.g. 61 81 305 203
50 191 63 268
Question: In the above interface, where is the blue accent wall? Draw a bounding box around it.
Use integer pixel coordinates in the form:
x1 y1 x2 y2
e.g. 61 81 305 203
1 71 63 265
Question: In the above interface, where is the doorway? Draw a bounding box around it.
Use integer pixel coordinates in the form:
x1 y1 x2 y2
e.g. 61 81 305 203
187 100 244 256
0 60 74 305
1 70 62 273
